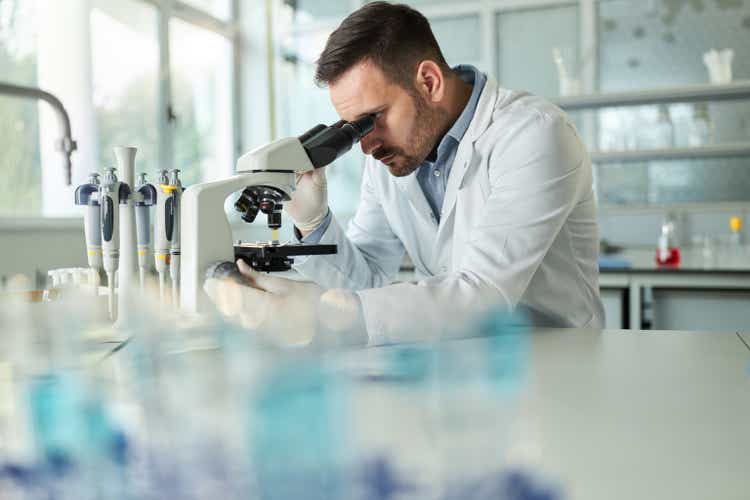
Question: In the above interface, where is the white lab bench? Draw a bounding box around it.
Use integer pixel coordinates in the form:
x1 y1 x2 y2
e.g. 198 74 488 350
512 328 750 500
600 246 750 330
94 328 749 499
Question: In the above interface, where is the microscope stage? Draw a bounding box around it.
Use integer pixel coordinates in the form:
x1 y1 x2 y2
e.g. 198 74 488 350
234 243 337 272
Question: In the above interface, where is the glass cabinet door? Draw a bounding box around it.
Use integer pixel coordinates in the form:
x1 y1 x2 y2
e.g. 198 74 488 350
597 0 750 206
429 14 482 67
496 5 580 98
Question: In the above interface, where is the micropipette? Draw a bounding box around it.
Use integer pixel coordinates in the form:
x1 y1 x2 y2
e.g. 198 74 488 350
135 173 157 289
74 172 103 288
154 170 173 302
168 169 183 306
100 168 127 320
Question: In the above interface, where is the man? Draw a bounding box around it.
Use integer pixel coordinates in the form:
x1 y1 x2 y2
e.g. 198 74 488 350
207 2 604 345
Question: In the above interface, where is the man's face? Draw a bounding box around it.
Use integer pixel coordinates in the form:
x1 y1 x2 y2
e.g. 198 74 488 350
329 59 445 177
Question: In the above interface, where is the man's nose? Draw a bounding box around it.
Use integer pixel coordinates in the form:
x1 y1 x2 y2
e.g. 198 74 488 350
360 135 382 156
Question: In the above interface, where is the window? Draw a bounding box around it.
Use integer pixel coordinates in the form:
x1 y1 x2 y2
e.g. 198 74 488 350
170 17 234 184
178 0 232 20
274 2 365 220
0 0 238 217
0 0 42 215
91 0 160 183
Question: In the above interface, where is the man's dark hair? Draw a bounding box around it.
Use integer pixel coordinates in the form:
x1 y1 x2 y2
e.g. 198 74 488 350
314 2 450 90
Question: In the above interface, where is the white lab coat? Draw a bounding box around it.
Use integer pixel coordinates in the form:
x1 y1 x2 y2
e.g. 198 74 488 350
294 77 605 344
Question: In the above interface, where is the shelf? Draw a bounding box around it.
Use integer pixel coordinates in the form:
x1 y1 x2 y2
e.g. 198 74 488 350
589 143 750 163
555 81 750 111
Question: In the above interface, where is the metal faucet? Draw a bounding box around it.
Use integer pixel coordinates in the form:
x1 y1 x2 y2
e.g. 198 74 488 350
0 82 77 185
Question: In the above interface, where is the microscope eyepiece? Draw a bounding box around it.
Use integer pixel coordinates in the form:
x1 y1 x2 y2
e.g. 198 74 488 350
343 114 376 141
301 114 376 169
297 124 327 144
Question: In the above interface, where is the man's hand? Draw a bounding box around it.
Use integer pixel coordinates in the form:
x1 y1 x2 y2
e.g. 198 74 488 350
284 168 329 235
204 260 369 347
204 260 323 345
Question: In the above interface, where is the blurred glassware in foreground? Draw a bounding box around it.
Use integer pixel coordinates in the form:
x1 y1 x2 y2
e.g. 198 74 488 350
0 285 557 499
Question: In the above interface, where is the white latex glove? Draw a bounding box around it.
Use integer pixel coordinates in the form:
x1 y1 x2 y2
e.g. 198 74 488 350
284 168 329 234
203 260 367 346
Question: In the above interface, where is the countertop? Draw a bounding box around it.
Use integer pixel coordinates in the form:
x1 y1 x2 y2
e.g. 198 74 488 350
511 328 750 499
99 328 750 499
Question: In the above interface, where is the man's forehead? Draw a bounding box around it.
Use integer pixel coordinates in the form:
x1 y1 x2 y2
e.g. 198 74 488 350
329 60 391 121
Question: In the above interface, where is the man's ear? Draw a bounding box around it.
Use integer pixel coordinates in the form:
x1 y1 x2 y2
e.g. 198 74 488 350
415 60 445 103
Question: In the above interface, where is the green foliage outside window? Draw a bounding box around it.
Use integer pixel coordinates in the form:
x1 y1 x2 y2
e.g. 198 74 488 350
0 1 42 215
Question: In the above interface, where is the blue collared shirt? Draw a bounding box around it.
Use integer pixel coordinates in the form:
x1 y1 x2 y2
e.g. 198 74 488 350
301 64 487 241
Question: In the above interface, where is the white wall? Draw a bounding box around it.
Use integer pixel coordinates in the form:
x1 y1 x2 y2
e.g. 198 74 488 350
0 221 86 288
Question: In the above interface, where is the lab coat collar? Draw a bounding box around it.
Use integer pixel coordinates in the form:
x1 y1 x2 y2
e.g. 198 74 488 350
463 75 499 142
437 77 499 222
394 77 500 229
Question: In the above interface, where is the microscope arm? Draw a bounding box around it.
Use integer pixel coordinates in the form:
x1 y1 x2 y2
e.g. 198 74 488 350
180 171 296 313
236 137 315 174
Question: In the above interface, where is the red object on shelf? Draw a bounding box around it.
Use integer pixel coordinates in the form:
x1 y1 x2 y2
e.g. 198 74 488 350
655 246 681 266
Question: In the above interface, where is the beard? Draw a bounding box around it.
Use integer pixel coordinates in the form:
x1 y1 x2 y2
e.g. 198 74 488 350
376 94 447 177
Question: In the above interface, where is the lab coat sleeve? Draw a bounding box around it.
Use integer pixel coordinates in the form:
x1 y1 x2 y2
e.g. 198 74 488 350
357 114 590 345
292 159 406 290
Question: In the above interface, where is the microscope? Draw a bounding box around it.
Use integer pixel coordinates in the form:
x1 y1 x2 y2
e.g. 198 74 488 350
180 114 375 312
